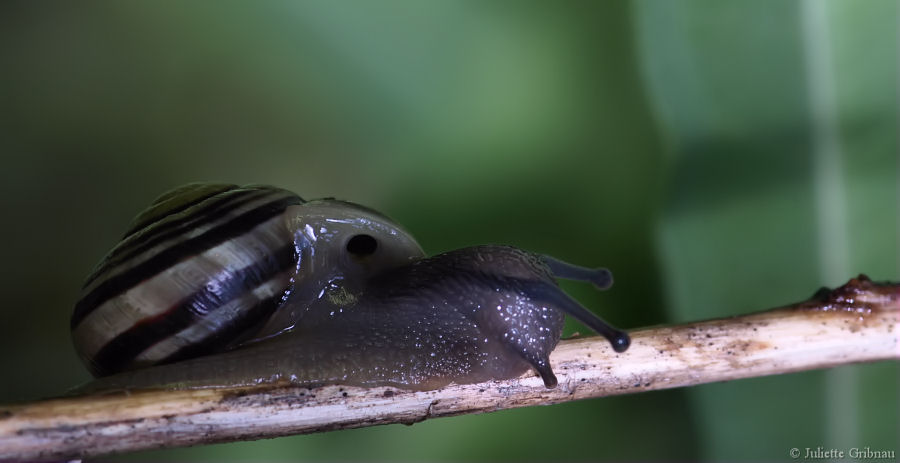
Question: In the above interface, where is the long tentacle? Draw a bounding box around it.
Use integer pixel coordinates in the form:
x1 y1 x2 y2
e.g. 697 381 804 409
526 280 630 353
540 255 613 290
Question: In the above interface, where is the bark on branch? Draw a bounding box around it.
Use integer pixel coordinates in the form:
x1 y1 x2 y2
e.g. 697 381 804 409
1 275 897 461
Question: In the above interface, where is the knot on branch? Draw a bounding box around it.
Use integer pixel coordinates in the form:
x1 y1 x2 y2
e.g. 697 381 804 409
804 274 899 318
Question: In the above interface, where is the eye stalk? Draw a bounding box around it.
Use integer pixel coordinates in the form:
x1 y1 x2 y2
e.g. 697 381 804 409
538 254 629 353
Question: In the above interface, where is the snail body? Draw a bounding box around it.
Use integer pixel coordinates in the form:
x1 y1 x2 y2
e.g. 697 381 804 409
72 184 629 391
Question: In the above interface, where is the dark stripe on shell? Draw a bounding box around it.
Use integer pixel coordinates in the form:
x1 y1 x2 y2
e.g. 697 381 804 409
71 195 301 329
121 184 239 240
159 293 284 366
82 187 287 289
89 243 295 377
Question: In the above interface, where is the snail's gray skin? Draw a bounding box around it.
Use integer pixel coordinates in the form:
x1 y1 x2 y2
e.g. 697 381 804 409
72 184 628 392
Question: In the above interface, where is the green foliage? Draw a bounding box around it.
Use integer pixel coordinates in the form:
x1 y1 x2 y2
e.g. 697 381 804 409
0 1 895 460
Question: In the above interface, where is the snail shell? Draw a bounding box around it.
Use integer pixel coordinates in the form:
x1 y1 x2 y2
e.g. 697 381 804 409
72 183 628 391
71 183 424 377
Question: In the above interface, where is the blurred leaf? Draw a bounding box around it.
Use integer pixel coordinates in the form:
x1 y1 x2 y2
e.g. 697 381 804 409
636 0 898 459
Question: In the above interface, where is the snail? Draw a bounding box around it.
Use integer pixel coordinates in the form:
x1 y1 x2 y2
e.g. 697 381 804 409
71 183 629 392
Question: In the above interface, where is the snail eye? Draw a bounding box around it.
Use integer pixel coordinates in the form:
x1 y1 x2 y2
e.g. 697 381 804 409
346 234 378 257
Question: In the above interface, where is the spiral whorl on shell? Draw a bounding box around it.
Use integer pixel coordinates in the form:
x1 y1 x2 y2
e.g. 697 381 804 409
71 184 304 377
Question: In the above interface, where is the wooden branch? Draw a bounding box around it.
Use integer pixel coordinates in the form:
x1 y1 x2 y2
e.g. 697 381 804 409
1 276 897 461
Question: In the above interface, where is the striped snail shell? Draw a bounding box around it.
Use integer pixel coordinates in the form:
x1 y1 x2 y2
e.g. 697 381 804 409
71 183 425 378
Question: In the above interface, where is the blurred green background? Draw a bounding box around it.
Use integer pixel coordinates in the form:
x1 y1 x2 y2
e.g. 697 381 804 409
0 1 896 461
